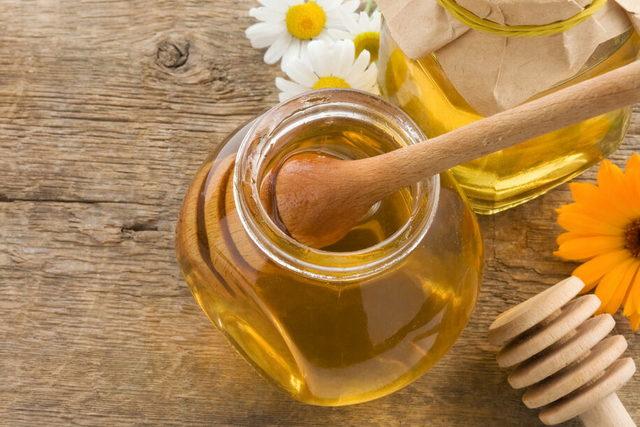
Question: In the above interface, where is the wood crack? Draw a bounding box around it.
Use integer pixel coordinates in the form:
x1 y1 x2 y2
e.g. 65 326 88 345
121 221 159 235
0 195 159 207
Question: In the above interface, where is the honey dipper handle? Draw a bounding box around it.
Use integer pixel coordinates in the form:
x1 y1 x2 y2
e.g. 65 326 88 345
580 393 635 427
357 60 640 194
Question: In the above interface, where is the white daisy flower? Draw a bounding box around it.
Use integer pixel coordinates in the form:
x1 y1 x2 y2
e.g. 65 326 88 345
276 39 379 102
245 0 360 65
333 10 382 62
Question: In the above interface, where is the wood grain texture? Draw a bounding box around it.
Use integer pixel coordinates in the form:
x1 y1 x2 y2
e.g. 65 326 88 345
0 1 638 425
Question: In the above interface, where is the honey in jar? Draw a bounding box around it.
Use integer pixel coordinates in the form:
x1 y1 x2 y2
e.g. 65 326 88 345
377 0 640 213
175 90 483 405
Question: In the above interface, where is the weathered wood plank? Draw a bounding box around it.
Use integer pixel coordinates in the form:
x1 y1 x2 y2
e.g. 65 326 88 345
0 200 542 426
1 0 639 425
0 0 276 207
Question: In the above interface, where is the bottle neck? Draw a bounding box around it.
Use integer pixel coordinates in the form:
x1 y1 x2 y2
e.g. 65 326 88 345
233 89 440 282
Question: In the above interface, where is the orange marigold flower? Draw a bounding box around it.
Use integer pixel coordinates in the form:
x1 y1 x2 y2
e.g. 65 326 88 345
555 154 640 331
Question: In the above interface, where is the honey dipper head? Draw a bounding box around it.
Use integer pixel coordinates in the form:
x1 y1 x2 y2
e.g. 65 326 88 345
490 276 637 426
272 152 377 249
488 276 585 346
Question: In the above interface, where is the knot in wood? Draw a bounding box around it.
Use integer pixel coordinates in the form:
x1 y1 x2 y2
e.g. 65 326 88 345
156 40 189 69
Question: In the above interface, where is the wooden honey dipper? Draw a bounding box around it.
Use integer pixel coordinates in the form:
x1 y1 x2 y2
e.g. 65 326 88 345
489 276 637 426
267 61 640 248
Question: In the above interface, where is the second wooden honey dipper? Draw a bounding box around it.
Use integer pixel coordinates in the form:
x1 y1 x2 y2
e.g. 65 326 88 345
489 277 636 426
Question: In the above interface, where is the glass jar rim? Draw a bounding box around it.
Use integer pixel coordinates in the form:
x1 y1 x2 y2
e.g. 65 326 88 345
233 89 440 282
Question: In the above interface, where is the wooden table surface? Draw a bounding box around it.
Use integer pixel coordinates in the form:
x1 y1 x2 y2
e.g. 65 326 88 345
1 1 639 425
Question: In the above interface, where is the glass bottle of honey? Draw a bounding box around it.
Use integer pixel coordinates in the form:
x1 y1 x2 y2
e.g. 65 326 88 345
377 0 640 213
176 90 483 405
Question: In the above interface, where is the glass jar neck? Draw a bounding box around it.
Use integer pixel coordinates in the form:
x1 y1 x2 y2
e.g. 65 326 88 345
233 89 440 282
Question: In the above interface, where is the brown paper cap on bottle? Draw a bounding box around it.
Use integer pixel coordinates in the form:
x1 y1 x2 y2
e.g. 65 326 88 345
377 0 637 115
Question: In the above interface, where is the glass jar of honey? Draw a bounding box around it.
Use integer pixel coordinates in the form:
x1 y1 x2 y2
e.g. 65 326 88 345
377 0 640 213
175 90 483 406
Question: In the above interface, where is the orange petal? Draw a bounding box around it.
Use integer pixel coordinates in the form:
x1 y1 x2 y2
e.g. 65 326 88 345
555 236 625 261
556 211 623 236
557 232 584 245
625 153 640 178
572 249 630 291
568 182 598 204
628 312 640 332
597 160 625 191
628 153 640 168
623 263 640 317
603 260 639 314
569 160 636 222
626 154 640 210
595 258 636 314
600 160 640 216
557 196 630 229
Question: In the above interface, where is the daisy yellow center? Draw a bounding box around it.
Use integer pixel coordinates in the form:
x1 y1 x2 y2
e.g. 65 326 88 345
312 76 351 90
353 31 380 62
625 218 640 258
286 2 326 40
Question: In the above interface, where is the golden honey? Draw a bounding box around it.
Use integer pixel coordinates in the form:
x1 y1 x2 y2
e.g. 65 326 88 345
176 90 483 405
262 128 416 252
379 28 640 214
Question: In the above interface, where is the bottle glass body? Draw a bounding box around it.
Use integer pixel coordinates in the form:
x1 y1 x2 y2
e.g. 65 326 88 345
378 25 640 213
176 90 483 405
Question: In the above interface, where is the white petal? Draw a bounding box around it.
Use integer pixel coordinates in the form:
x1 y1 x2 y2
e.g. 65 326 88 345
258 0 288 12
279 92 293 102
368 84 380 95
356 11 371 32
283 57 317 86
282 39 302 67
326 11 356 31
339 11 360 34
371 11 382 31
327 28 351 41
249 7 284 23
324 10 349 30
276 77 310 94
323 0 360 31
245 22 284 48
264 32 292 64
341 0 360 13
333 40 355 77
316 0 340 11
316 31 335 43
361 64 379 88
307 40 331 77
297 40 313 65
349 63 378 91
344 49 370 81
